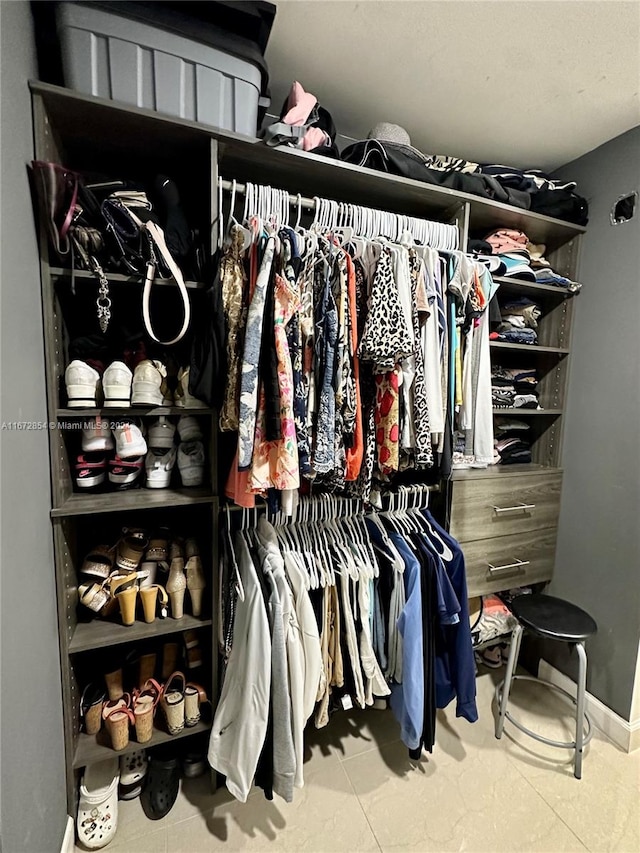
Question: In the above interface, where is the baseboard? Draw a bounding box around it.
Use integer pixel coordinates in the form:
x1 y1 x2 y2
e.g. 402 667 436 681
60 815 74 853
539 659 640 753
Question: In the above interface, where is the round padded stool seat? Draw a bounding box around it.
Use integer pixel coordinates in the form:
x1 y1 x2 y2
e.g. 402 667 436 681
510 594 597 642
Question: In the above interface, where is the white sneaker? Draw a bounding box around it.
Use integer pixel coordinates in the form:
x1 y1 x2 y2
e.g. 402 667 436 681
145 446 177 489
175 367 207 409
177 440 205 486
65 360 100 408
131 360 172 407
113 422 147 458
82 417 115 452
148 416 176 449
177 415 203 442
77 758 119 849
102 361 133 408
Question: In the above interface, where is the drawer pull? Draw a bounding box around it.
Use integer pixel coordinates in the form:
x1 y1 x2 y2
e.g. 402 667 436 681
492 503 536 514
487 559 530 574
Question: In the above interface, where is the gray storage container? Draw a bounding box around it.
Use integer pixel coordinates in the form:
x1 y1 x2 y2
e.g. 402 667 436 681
56 2 264 135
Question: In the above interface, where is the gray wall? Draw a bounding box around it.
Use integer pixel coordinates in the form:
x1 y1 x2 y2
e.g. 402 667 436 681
550 127 640 721
0 1 68 850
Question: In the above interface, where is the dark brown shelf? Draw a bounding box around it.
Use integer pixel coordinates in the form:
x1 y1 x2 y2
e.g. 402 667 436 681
57 407 214 417
51 488 215 517
493 276 574 297
50 266 205 290
70 615 213 654
30 81 586 251
490 342 570 354
73 720 212 768
452 464 563 481
492 408 563 415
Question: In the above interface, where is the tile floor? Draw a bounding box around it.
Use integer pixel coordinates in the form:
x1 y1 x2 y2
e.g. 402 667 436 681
86 670 640 853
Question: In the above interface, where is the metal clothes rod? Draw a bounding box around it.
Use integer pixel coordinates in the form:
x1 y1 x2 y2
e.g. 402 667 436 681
220 179 316 211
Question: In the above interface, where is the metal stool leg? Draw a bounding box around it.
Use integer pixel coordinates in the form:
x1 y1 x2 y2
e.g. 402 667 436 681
574 642 588 779
495 623 524 739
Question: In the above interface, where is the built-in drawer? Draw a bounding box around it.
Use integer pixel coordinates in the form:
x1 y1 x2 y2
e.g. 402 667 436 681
450 473 562 542
464 528 557 596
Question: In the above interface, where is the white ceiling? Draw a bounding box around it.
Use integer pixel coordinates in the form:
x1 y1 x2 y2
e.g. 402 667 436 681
265 0 640 172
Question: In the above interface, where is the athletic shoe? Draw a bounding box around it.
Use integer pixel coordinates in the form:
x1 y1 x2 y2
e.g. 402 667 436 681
177 440 205 486
145 446 178 489
65 360 100 408
174 367 207 409
113 422 147 458
176 415 203 442
131 360 172 407
102 361 133 408
81 417 115 453
74 453 107 489
108 455 144 489
148 416 176 449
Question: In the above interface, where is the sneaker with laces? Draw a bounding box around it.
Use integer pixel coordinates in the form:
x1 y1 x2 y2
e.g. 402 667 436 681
131 360 173 407
148 416 176 449
113 422 147 458
177 440 205 486
82 417 115 452
145 446 177 489
176 415 203 442
65 360 100 408
103 361 133 408
174 367 207 409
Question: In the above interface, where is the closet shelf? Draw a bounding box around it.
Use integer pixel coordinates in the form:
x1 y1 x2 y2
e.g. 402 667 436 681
492 408 563 415
492 276 574 297
69 615 213 654
489 342 570 354
73 720 211 768
51 488 215 517
452 464 563 481
56 407 215 417
50 266 205 290
29 81 586 252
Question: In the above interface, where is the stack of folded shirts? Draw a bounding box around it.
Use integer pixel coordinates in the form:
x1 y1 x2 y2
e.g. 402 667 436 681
490 296 542 345
491 366 540 410
484 229 536 281
495 436 532 464
493 417 532 465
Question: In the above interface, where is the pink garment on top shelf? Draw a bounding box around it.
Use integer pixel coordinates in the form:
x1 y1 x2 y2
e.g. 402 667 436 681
281 81 330 152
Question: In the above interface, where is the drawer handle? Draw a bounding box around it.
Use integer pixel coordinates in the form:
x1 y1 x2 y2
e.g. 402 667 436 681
492 503 536 514
487 559 530 574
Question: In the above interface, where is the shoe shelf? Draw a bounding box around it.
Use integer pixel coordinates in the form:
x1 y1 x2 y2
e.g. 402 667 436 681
70 614 214 654
73 719 212 769
51 488 216 518
489 342 570 355
56 407 216 417
50 266 206 290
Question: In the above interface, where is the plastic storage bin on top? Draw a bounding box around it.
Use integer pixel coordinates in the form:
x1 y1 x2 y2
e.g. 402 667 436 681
56 2 268 136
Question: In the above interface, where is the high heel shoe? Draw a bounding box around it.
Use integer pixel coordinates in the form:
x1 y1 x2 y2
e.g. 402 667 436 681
160 672 186 735
166 545 186 619
138 653 157 689
132 678 162 744
185 539 205 617
102 695 134 751
104 668 124 702
80 683 107 736
184 683 207 727
139 584 168 623
115 585 138 626
161 642 180 681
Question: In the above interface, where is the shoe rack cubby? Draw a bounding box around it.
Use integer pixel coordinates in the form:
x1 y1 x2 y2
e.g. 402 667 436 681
32 87 222 811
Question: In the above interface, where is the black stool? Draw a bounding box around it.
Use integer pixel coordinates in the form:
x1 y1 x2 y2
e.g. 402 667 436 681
495 593 597 779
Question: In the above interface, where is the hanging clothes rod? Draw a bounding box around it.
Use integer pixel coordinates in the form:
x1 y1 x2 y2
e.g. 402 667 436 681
219 178 316 211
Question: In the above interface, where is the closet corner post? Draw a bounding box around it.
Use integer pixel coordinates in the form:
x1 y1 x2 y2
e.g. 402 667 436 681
445 201 471 250
210 139 220 256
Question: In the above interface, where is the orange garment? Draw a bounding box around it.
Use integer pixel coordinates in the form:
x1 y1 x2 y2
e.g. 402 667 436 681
344 253 364 481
